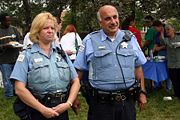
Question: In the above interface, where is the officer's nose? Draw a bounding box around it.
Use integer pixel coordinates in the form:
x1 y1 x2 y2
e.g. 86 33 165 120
48 28 54 33
111 18 116 24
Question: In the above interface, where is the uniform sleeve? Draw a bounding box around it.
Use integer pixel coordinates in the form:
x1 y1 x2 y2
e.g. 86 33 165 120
10 51 30 84
131 36 147 66
74 35 91 70
65 53 78 80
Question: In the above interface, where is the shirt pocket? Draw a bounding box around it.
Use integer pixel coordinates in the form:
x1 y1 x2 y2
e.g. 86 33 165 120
116 49 135 80
29 62 50 84
55 62 71 82
94 50 112 69
116 49 135 68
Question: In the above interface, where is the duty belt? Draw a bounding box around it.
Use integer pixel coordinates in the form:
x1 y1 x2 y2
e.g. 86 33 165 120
90 86 137 104
33 92 67 104
97 90 127 101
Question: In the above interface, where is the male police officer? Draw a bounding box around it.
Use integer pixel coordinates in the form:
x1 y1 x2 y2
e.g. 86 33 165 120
73 5 147 120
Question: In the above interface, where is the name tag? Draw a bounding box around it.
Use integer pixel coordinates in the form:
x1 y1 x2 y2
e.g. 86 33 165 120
34 58 43 63
98 46 106 50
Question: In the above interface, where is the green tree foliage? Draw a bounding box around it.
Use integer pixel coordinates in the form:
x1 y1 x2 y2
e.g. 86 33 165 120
0 0 68 35
155 0 180 20
62 0 137 36
138 0 180 31
166 18 180 31
0 0 179 35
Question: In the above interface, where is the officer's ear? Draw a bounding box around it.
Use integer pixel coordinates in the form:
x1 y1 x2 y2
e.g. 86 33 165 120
98 20 102 27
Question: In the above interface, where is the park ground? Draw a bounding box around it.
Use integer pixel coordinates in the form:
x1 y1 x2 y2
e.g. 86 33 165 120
0 79 180 120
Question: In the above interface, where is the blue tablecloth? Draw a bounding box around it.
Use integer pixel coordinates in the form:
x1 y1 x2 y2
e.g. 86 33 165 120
142 60 168 88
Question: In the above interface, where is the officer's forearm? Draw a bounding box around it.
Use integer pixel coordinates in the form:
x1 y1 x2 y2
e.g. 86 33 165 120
135 66 145 90
140 76 145 90
15 80 47 113
67 77 80 105
76 69 84 81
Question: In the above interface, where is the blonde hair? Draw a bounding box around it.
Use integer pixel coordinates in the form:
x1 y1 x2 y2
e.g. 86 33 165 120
29 12 57 43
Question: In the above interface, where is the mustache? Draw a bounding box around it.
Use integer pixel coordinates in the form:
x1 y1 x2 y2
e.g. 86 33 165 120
109 23 118 28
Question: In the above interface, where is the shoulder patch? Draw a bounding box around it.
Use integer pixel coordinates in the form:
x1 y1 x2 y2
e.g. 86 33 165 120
17 54 25 62
79 44 85 52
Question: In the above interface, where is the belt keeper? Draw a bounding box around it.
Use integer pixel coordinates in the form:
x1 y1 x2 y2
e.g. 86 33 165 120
56 92 62 97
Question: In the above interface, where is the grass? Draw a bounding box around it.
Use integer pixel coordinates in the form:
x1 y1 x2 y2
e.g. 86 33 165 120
0 80 180 120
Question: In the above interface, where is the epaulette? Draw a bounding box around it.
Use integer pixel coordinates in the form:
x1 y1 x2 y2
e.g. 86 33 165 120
89 30 100 35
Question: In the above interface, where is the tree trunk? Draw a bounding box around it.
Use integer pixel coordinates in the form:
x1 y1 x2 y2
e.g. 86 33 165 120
22 0 32 34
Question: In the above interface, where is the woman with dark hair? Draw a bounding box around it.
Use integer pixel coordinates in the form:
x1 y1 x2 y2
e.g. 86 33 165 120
121 15 142 48
60 25 82 62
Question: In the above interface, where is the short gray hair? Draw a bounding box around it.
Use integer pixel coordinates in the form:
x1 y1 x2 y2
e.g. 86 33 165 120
165 24 176 31
97 11 102 21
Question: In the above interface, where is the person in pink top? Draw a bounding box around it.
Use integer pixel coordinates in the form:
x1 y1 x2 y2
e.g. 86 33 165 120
121 15 142 48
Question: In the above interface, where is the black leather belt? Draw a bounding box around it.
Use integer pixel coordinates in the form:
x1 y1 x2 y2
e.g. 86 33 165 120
96 89 128 101
90 86 136 103
33 92 67 104
48 92 66 98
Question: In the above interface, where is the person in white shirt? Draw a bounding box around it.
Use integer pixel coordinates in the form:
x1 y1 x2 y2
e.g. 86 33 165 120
60 25 82 61
23 32 33 49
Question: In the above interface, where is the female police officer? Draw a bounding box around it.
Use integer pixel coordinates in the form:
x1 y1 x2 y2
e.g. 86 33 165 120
10 12 80 120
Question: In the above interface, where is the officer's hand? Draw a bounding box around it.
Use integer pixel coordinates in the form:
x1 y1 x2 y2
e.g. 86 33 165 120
52 103 70 114
41 107 59 118
72 96 81 115
138 93 147 112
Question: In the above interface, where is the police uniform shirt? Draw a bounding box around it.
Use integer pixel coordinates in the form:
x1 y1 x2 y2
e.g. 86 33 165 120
10 43 78 92
74 29 147 90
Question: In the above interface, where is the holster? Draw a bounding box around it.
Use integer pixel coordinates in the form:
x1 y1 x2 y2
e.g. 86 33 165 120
128 79 141 101
13 97 31 120
80 81 92 105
